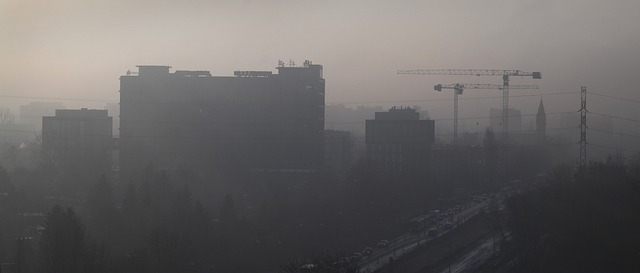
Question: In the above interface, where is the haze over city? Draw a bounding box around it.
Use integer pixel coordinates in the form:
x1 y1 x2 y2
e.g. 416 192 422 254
1 1 640 273
2 0 640 111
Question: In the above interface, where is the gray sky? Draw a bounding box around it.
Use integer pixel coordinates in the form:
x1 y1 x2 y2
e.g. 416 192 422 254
2 0 640 126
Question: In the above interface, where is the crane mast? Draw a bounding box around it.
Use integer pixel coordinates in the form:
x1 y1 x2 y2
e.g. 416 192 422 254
434 83 539 146
399 69 541 143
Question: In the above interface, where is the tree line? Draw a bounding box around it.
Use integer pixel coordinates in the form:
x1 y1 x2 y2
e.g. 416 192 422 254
507 154 640 272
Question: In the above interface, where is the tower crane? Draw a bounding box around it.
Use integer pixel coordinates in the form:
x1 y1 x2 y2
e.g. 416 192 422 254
434 83 539 146
398 69 542 143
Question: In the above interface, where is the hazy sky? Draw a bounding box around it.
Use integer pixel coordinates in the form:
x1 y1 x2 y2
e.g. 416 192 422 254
2 0 640 125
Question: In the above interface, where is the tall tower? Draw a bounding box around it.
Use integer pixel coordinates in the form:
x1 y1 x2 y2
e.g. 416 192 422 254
536 98 546 142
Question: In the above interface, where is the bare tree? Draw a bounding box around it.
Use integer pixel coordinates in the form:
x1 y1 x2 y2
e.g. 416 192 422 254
0 107 15 125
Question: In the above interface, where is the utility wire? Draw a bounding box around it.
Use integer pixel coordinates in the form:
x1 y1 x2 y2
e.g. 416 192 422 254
589 111 640 124
588 127 640 140
0 95 116 103
589 143 640 154
326 111 577 125
589 92 640 105
327 91 579 105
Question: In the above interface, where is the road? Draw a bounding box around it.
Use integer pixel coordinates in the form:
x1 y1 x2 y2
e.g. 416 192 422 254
355 201 490 272
435 234 502 273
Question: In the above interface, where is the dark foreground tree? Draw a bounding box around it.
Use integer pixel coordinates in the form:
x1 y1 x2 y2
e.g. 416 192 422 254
508 156 640 273
40 205 87 273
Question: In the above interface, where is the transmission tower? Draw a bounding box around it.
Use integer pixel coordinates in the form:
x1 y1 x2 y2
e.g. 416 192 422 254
579 86 588 174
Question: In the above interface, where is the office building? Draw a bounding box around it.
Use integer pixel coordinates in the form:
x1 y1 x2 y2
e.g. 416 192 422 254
365 107 435 174
119 61 325 177
42 109 113 175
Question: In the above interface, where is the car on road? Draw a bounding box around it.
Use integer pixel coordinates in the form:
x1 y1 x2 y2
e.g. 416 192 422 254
376 240 390 248
300 264 317 272
337 256 350 264
362 247 373 255
444 221 453 230
351 252 362 261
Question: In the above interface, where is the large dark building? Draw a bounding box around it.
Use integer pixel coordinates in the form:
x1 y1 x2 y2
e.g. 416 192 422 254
365 107 435 174
119 61 325 177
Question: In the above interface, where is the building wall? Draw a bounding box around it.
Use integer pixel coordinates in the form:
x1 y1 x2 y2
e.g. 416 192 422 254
365 107 434 174
42 109 113 176
119 63 325 176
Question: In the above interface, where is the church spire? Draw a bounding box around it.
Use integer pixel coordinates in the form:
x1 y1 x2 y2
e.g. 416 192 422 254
536 98 546 141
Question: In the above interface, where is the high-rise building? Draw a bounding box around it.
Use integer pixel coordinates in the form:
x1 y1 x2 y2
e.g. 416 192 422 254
119 61 325 177
42 109 113 176
365 107 435 174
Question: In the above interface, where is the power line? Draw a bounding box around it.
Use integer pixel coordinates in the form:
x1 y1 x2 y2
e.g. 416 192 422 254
327 91 579 105
325 110 577 125
589 92 640 105
589 111 640 124
589 127 640 140
0 95 116 103
1 91 580 106
589 143 640 154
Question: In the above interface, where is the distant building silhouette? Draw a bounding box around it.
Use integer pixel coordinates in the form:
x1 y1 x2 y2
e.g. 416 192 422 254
42 109 113 176
20 102 65 132
119 61 324 177
365 107 435 174
325 104 384 137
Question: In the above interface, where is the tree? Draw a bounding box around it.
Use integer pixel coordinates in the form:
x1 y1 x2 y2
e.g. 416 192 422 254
507 157 640 272
0 107 15 125
0 164 13 193
40 205 87 273
147 186 215 273
29 134 55 173
85 175 116 243
220 193 237 225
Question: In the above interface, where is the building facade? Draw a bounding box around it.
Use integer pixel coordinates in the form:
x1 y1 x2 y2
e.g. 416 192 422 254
365 107 435 174
119 61 325 177
42 109 113 176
